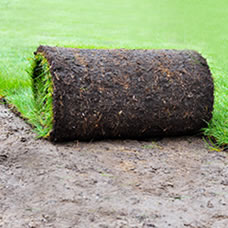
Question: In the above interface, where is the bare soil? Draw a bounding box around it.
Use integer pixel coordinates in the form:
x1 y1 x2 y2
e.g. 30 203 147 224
0 103 228 228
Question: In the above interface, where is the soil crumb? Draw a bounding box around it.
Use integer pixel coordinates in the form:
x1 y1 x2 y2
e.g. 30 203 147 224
0 104 227 228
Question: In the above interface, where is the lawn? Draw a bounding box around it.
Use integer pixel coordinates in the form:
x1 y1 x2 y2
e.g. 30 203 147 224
0 0 227 146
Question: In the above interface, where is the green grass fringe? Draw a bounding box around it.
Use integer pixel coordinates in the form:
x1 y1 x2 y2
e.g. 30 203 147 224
31 54 53 138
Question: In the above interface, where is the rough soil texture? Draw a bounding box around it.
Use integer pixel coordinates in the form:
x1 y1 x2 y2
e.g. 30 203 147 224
35 46 213 141
0 103 228 228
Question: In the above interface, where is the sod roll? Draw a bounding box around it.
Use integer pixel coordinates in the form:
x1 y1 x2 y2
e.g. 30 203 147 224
33 45 214 142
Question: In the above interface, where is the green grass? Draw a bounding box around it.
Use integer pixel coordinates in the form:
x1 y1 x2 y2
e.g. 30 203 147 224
31 54 53 138
0 0 227 146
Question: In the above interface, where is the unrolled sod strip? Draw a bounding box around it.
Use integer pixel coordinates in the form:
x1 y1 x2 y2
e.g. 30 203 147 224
32 45 214 142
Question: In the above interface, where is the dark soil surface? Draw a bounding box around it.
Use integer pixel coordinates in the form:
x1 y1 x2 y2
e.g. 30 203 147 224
35 46 213 142
0 103 228 228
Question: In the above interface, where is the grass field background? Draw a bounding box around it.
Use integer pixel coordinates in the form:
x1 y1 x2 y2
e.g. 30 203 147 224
0 0 227 145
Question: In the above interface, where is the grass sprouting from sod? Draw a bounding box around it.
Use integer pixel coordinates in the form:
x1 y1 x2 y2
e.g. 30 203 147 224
0 0 227 146
203 68 228 147
31 54 53 138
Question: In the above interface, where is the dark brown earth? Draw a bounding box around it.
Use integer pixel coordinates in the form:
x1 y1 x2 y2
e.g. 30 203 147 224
34 46 213 142
0 103 228 228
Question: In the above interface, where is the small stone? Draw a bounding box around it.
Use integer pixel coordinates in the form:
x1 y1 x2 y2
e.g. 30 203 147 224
28 221 37 228
0 154 8 162
219 199 226 206
21 137 27 142
143 222 157 227
207 200 214 208
221 180 228 186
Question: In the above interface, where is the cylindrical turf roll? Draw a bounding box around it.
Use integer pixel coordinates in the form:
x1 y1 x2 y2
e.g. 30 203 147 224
32 45 214 142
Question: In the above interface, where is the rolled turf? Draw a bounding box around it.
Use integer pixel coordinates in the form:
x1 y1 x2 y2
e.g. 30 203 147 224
32 45 214 142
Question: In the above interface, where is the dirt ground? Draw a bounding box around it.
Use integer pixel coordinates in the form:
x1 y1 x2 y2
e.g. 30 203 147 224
0 103 228 228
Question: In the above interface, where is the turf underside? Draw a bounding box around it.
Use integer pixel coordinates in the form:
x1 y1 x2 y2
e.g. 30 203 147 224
30 51 227 145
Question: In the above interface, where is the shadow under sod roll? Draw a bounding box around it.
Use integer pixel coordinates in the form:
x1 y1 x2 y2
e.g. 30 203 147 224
32 46 214 142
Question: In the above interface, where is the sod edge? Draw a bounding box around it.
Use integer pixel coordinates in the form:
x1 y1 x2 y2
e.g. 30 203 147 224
32 53 54 138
